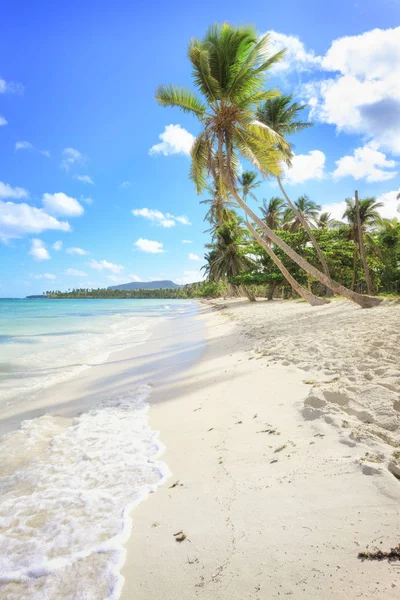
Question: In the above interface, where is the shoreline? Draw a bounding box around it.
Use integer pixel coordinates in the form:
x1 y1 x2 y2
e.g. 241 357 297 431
121 298 400 599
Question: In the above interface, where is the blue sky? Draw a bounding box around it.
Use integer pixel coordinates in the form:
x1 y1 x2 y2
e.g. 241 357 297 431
1 0 399 297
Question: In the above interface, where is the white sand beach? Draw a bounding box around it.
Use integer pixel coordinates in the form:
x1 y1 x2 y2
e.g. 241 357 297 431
121 298 400 599
1 298 400 599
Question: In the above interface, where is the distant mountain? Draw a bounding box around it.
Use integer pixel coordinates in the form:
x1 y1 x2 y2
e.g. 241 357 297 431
108 280 182 291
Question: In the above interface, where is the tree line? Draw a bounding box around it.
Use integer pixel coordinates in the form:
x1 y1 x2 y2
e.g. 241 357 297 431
154 23 399 307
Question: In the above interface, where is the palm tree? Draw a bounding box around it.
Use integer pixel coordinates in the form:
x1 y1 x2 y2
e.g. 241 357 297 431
238 170 261 203
260 197 284 230
201 183 233 231
282 195 321 232
206 215 257 301
317 212 333 229
256 94 312 160
155 23 381 307
256 95 333 293
343 196 383 292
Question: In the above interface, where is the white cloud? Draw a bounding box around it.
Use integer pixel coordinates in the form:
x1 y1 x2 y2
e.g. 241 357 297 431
120 181 132 188
132 207 190 228
42 192 84 217
302 26 400 154
0 180 29 199
74 175 94 184
128 274 143 282
61 147 85 171
375 188 400 219
0 200 70 242
181 239 192 244
134 238 164 253
15 141 33 151
321 186 400 222
31 273 56 280
0 77 23 94
174 270 204 285
283 150 326 184
188 253 200 261
52 240 63 251
66 247 88 255
174 215 191 225
149 124 195 156
29 239 50 261
80 196 93 205
64 268 87 277
89 259 124 273
132 208 174 228
265 30 321 72
15 141 51 157
0 116 8 126
333 144 397 182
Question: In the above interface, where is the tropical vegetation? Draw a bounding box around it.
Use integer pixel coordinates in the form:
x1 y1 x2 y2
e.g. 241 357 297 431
155 23 386 307
48 23 399 304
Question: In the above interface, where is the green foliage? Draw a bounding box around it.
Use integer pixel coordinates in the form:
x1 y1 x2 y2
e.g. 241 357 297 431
155 23 284 198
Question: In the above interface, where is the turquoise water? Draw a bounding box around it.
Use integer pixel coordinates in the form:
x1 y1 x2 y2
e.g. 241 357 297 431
0 298 191 407
0 298 195 599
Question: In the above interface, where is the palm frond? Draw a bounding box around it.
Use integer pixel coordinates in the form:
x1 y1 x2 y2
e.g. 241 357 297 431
155 85 207 117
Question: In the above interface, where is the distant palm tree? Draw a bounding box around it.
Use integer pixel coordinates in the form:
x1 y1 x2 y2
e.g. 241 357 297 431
206 216 256 301
256 94 312 162
343 197 383 290
282 195 321 232
238 170 261 203
201 184 233 231
257 95 332 293
260 197 284 230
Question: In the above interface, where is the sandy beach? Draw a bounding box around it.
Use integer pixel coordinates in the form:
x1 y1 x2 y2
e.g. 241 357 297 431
121 298 400 599
1 298 400 599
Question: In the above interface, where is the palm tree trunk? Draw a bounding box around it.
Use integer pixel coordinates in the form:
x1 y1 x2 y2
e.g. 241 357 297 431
216 134 326 307
246 222 329 306
277 177 333 297
355 190 374 295
241 284 256 302
351 246 358 290
229 185 382 308
267 281 277 300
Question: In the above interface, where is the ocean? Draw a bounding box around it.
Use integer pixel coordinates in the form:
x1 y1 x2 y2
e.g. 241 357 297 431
0 298 196 599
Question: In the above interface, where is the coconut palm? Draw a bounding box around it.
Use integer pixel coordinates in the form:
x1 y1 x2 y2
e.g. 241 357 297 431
206 214 257 301
343 196 383 291
256 94 312 162
155 23 381 307
260 197 284 230
238 170 261 203
201 183 233 232
282 195 321 232
317 212 333 229
256 95 333 292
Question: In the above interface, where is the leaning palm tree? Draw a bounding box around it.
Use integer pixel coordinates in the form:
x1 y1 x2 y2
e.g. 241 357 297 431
256 95 333 291
343 196 383 292
260 197 284 230
155 23 381 307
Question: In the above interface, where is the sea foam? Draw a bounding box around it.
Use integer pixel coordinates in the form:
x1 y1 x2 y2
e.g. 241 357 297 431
0 385 169 599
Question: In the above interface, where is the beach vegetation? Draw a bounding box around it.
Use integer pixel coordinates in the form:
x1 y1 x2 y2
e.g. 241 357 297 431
155 23 383 308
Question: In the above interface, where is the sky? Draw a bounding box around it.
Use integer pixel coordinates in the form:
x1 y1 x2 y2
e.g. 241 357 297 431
0 0 399 297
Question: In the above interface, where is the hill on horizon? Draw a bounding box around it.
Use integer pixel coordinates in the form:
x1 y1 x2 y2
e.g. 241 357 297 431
108 280 182 291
